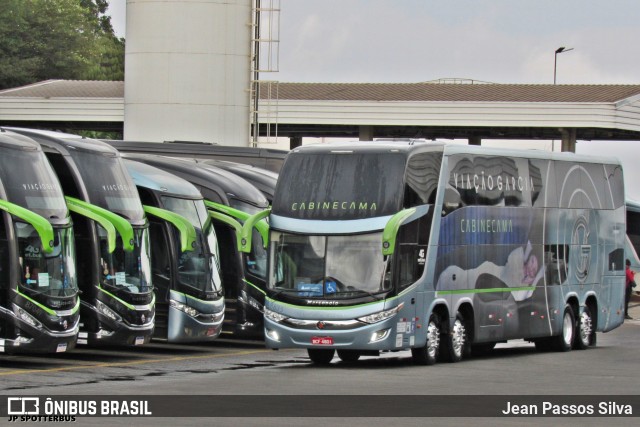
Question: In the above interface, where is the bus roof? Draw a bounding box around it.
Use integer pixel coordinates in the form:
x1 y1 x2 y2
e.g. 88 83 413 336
290 140 622 166
0 129 42 152
122 154 269 209
124 159 202 199
3 127 120 157
199 159 278 201
104 140 288 173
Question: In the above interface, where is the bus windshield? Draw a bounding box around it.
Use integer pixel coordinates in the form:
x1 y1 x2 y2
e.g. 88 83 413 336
17 223 78 298
161 197 223 294
69 151 145 224
268 231 391 298
0 150 68 220
99 226 152 295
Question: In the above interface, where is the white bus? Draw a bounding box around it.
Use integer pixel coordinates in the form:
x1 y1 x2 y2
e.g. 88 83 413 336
242 142 626 364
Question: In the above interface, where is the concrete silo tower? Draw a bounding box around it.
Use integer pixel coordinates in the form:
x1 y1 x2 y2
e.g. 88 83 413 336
124 0 253 146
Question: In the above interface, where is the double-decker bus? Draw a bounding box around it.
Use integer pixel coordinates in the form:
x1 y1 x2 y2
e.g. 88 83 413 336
6 128 155 346
122 154 270 338
0 130 79 353
242 142 626 364
124 159 225 342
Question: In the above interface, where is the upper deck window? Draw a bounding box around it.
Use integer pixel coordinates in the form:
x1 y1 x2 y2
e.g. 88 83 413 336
273 152 406 220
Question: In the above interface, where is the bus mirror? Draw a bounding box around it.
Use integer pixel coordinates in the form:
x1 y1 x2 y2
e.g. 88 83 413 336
382 208 417 256
65 197 117 253
66 196 135 252
240 208 271 253
204 200 270 252
0 199 55 254
208 211 243 252
143 205 197 252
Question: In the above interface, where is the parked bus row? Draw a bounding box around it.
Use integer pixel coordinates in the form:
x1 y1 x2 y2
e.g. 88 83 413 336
0 128 277 354
1 131 632 367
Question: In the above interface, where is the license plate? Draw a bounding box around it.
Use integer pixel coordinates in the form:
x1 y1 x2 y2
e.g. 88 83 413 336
206 328 216 336
56 343 67 353
311 336 334 345
134 336 145 346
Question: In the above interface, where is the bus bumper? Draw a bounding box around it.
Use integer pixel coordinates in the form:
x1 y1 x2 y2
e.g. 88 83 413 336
166 306 224 343
0 307 79 354
264 316 405 351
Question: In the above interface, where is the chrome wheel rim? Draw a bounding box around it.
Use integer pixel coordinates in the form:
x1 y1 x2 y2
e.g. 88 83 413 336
562 311 573 345
427 320 440 358
579 311 593 344
451 319 466 357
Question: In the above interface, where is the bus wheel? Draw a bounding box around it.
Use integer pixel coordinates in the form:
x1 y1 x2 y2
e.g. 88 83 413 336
442 313 468 363
337 350 361 362
551 304 575 352
411 314 440 365
307 349 335 365
574 305 595 350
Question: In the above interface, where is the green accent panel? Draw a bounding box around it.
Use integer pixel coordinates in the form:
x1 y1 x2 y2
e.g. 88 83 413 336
381 208 417 256
65 196 135 252
205 201 250 221
143 205 197 252
436 286 536 296
209 211 243 251
17 290 80 316
0 199 56 253
242 278 267 296
66 198 117 253
240 208 271 253
205 201 270 251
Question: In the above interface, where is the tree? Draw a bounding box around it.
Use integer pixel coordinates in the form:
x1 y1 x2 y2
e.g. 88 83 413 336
0 0 124 90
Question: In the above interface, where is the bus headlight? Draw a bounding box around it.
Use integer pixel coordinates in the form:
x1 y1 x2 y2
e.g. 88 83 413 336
16 307 42 328
96 300 122 322
265 308 287 323
169 300 200 318
357 303 404 324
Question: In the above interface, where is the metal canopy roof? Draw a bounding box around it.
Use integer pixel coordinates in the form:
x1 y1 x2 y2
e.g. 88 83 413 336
1 79 640 142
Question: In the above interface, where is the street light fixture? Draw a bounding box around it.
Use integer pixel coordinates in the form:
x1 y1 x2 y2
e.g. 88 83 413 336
554 46 574 84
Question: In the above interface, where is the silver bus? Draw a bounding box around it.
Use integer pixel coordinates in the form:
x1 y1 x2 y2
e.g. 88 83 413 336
242 142 626 364
125 160 225 342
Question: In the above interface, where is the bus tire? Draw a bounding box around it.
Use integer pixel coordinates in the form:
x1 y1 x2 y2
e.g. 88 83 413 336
550 304 575 352
411 314 441 365
574 305 595 350
442 313 468 363
307 349 335 365
337 350 361 362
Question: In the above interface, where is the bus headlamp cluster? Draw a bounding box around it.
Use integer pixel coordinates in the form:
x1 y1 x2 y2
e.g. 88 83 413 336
265 308 287 323
96 300 122 322
170 299 200 318
357 303 404 325
15 306 42 328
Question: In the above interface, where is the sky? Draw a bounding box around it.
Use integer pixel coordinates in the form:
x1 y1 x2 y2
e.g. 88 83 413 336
105 0 640 198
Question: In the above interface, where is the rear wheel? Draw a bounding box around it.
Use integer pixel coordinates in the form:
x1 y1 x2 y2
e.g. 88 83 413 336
307 349 335 365
574 305 595 350
441 313 468 363
411 314 441 365
337 350 361 362
550 304 575 352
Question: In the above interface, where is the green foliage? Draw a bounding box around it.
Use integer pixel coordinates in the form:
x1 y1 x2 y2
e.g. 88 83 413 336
0 0 124 90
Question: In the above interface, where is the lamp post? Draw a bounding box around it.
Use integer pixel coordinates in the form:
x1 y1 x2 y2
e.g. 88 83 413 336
554 46 574 84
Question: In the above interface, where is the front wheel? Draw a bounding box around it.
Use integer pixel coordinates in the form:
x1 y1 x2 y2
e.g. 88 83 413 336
337 350 361 362
307 349 335 365
574 305 596 350
411 314 441 365
550 304 575 352
441 313 468 363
